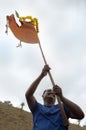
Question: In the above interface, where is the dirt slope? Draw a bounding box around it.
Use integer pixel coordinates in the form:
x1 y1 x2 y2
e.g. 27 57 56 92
0 102 85 130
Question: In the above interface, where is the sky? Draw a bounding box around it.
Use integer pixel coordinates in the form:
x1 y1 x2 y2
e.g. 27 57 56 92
0 0 86 126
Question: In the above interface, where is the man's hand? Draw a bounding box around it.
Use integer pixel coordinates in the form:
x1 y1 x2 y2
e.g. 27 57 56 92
41 64 51 77
53 85 63 99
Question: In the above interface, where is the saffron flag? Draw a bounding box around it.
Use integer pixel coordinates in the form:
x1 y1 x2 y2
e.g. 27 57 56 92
6 14 40 44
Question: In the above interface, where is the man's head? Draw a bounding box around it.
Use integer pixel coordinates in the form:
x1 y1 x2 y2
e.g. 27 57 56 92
42 89 56 106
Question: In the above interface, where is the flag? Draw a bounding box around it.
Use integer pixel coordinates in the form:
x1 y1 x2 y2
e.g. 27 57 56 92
6 14 40 44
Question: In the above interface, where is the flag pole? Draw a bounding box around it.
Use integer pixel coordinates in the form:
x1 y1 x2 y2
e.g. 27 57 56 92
38 42 69 126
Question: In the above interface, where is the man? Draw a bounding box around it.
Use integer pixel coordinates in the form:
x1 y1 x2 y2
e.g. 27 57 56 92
25 65 84 130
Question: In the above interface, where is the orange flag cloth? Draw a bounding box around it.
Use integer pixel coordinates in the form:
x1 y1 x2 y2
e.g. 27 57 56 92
6 14 40 44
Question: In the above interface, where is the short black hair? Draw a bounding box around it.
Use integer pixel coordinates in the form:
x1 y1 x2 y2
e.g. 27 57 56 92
42 89 52 96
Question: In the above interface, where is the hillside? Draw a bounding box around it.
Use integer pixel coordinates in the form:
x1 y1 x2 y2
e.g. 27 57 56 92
0 102 85 130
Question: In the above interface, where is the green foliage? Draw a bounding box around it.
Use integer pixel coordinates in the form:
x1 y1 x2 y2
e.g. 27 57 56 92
15 10 19 18
20 102 25 110
4 101 12 106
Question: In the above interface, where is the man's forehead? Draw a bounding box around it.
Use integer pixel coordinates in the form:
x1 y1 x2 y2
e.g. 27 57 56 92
46 89 52 92
44 89 53 93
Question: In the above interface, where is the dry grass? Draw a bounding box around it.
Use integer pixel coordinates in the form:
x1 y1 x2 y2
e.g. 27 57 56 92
0 102 85 130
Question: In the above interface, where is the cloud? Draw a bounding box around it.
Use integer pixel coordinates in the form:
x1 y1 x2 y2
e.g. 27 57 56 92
0 0 86 125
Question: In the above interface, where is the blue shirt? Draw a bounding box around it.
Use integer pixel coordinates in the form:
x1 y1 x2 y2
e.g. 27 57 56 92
31 102 70 130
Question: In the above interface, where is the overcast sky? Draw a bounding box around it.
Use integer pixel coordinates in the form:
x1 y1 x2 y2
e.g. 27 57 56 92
0 0 86 125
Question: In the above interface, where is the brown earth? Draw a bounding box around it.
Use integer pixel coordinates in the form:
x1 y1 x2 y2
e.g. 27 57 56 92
0 102 85 130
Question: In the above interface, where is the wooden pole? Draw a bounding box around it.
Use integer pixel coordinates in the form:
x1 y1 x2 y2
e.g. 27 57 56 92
38 42 69 126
